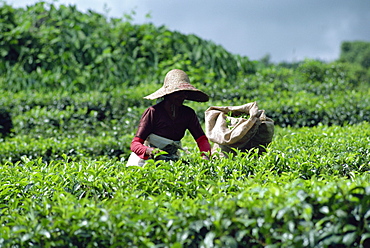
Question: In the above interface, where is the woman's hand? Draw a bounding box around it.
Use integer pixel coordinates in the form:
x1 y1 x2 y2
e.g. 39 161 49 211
146 147 161 159
202 155 210 160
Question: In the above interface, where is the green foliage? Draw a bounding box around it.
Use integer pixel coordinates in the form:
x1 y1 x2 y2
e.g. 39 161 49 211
339 40 370 69
205 60 370 127
1 1 370 247
1 2 369 128
0 1 254 93
0 134 369 247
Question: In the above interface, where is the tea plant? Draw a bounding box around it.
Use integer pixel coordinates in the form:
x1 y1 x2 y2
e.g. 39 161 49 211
1 124 369 247
1 1 370 247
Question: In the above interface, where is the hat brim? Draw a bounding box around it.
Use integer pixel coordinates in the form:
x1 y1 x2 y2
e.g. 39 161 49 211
144 88 209 102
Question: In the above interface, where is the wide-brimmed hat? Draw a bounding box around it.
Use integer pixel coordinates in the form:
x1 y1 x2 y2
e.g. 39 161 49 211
144 69 209 102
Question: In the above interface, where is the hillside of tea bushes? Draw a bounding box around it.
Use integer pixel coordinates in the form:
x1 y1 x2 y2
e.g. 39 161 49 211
1 1 369 247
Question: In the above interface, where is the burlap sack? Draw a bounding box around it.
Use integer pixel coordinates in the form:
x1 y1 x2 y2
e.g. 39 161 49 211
205 102 274 157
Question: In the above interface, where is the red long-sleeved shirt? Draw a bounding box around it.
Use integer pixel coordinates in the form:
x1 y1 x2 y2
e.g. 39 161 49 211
130 101 211 159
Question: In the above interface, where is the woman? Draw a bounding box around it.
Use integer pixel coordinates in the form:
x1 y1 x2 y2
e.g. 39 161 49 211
127 69 211 166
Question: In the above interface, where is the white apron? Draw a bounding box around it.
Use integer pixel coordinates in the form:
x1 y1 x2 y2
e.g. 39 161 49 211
126 134 182 166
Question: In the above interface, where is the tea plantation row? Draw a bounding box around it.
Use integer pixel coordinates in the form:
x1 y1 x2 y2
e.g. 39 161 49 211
1 123 369 247
1 77 369 163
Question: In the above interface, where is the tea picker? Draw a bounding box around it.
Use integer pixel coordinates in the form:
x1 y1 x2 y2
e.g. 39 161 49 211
127 69 212 166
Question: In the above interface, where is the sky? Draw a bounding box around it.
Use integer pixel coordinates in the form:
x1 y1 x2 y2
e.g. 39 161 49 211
7 0 370 63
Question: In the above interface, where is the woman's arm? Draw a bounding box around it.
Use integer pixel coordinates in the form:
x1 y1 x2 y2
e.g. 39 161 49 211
130 137 150 159
196 135 211 159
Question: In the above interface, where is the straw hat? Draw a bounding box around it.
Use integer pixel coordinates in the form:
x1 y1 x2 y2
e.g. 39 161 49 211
144 69 209 102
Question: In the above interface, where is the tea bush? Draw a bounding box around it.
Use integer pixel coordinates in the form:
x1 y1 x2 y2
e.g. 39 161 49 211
1 125 369 247
1 1 370 247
